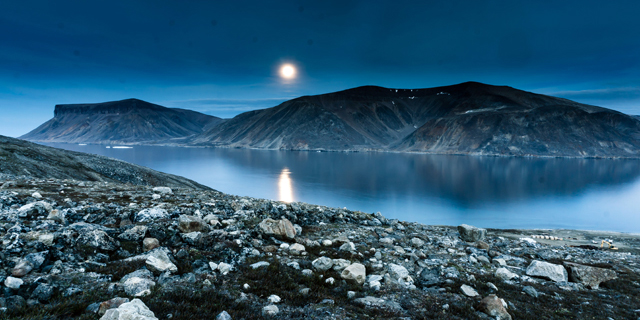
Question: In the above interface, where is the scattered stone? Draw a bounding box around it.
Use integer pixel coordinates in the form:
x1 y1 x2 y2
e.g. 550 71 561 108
145 249 178 274
523 286 539 298
4 276 23 289
564 262 617 289
178 215 208 233
332 258 351 271
458 224 487 242
11 260 34 277
268 294 281 304
341 263 366 284
388 263 409 280
250 261 270 269
119 225 148 241
347 291 356 299
32 283 54 302
123 276 156 297
354 296 403 311
312 256 333 272
135 208 169 222
477 294 512 320
152 187 172 194
218 262 232 275
526 260 568 283
289 243 306 255
143 237 160 251
258 218 296 240
339 242 355 252
47 209 65 224
486 282 498 292
495 267 518 280
322 239 333 246
100 298 158 320
216 311 232 320
262 305 279 316
460 284 479 297
4 295 26 311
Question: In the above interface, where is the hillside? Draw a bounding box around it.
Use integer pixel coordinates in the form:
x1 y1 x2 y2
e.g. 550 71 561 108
191 82 640 158
0 135 210 189
21 98 224 144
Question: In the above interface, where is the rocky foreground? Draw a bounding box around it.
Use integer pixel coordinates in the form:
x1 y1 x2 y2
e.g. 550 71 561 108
1 176 639 319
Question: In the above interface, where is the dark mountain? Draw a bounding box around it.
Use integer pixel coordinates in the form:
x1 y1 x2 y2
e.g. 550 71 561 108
0 135 210 189
191 82 640 158
21 98 224 144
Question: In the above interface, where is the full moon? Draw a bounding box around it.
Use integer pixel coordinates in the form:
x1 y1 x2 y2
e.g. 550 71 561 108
279 64 296 79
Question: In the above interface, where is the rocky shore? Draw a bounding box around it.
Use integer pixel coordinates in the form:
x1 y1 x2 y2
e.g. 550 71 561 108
1 175 639 319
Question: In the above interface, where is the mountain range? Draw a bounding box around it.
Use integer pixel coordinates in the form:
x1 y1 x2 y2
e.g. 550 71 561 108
21 82 640 158
21 98 222 144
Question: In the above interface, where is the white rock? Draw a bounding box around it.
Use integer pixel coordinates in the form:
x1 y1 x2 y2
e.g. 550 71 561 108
123 277 156 297
312 256 333 272
379 237 394 244
262 305 279 316
145 249 177 274
460 284 479 297
339 242 355 251
100 298 158 320
325 277 335 285
243 283 250 290
322 240 333 246
411 237 425 247
279 243 290 250
369 280 382 291
32 192 42 199
250 261 270 269
136 208 169 222
302 269 313 276
496 267 518 280
388 263 409 280
341 263 366 284
289 243 305 255
332 259 351 271
267 294 281 304
4 276 23 289
152 187 173 194
218 262 232 275
526 260 568 283
209 262 219 271
216 311 232 320
38 233 55 246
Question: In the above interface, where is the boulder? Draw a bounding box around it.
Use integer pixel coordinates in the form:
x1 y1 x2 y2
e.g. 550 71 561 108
32 283 54 302
119 225 148 241
477 294 512 320
135 208 169 223
458 224 487 242
388 263 409 280
353 296 403 311
312 257 333 272
145 249 178 274
410 237 425 247
143 238 160 252
11 260 34 277
341 263 366 284
418 268 443 287
525 260 568 283
152 187 172 194
332 258 351 272
100 298 157 320
18 201 52 217
47 209 65 224
564 262 617 289
123 277 156 297
216 311 232 320
289 243 306 255
522 286 538 298
262 305 279 316
4 276 23 289
258 218 296 240
495 267 518 280
460 284 479 297
178 215 208 233
77 229 119 252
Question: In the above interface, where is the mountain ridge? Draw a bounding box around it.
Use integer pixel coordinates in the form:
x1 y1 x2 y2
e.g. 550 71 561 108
21 98 224 144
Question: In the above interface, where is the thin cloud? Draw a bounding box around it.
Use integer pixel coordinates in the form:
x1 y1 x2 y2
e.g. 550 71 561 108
549 87 640 100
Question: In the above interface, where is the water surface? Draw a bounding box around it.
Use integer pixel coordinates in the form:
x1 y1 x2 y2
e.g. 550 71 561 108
48 143 640 232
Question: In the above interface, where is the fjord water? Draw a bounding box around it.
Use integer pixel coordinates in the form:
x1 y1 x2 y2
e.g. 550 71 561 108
49 144 640 232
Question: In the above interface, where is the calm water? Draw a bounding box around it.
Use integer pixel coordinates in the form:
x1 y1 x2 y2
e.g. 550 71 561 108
48 143 640 232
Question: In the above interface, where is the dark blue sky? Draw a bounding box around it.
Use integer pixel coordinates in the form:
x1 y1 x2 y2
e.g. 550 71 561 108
1 0 640 137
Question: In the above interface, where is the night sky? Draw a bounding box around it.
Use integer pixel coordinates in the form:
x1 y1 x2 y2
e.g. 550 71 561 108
1 1 640 137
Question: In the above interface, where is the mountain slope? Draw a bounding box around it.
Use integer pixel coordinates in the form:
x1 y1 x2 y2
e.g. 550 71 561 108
192 82 640 158
21 98 224 144
0 135 210 190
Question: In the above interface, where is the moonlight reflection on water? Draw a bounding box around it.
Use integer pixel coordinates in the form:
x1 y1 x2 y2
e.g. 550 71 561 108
279 168 294 203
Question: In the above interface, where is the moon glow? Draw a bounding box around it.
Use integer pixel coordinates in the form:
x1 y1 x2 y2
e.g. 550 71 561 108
279 64 296 79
